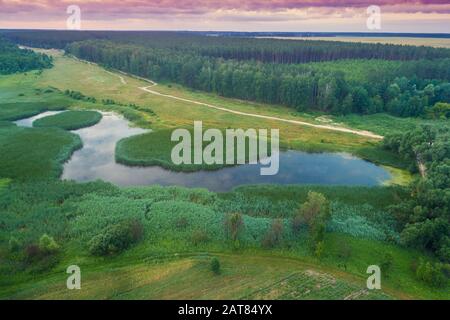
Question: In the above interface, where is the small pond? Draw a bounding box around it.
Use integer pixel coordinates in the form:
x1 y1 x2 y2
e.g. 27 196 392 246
16 112 391 192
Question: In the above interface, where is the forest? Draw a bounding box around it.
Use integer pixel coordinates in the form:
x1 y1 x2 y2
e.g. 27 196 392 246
383 125 450 262
0 37 52 74
66 38 450 117
3 31 450 117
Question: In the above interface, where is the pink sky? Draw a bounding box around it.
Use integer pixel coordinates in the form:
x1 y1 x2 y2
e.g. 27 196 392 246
1 0 449 32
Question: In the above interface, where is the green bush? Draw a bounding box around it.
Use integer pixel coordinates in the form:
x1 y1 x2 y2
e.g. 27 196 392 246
191 229 210 246
262 219 284 248
39 234 59 253
415 259 447 288
328 202 399 242
380 252 394 275
88 219 144 256
8 237 20 252
210 257 221 275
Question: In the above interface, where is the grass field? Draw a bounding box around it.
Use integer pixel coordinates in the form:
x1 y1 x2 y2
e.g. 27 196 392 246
1 253 392 300
33 110 102 130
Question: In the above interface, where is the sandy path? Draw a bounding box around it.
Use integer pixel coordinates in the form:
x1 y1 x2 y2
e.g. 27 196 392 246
138 83 384 139
73 55 384 140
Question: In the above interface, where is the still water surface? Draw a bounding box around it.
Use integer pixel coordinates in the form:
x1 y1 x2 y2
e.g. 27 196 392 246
16 112 391 192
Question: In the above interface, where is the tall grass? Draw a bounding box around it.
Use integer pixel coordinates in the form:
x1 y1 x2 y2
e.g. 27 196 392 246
33 110 102 130
0 126 82 180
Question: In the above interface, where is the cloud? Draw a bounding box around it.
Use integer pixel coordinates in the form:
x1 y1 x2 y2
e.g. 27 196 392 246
1 0 449 31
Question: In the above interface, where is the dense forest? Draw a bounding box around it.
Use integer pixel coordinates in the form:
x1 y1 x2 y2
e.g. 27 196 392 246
384 125 450 263
66 39 450 117
0 37 52 74
3 30 450 117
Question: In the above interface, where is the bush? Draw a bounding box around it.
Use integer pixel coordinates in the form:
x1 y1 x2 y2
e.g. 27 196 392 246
336 240 352 261
415 259 447 288
175 217 189 230
314 241 325 259
88 219 144 256
292 214 306 234
380 252 394 275
191 229 209 246
211 257 221 275
8 237 20 252
262 219 284 248
225 212 244 245
25 244 42 261
39 234 59 254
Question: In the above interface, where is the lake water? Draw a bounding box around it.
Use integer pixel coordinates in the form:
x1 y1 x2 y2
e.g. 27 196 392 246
16 112 391 192
14 111 63 127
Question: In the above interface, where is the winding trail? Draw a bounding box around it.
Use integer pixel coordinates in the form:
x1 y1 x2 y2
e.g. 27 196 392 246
138 82 384 140
74 55 384 140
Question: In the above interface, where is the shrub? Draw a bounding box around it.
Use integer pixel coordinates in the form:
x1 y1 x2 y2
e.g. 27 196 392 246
314 241 325 259
191 229 209 246
336 240 352 261
211 257 221 275
88 219 144 256
415 259 447 288
175 216 189 230
380 252 394 275
39 234 59 254
262 219 284 248
292 214 306 234
25 244 42 261
297 192 330 226
129 219 144 242
8 237 20 252
225 212 244 244
328 202 399 242
294 192 331 250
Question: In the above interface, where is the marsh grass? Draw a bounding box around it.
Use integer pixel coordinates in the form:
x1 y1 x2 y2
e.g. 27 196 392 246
33 110 102 130
0 126 82 180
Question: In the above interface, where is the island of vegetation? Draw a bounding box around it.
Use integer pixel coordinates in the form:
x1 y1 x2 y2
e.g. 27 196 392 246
33 110 102 131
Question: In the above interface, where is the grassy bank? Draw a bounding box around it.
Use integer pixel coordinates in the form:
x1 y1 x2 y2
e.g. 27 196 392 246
0 125 82 180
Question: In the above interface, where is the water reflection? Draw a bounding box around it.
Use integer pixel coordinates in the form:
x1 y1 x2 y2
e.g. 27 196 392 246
14 111 63 127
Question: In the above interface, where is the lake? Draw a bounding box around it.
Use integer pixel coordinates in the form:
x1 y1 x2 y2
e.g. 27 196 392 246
16 112 391 192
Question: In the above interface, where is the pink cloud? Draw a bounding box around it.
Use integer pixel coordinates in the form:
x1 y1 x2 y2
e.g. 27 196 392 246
1 0 449 31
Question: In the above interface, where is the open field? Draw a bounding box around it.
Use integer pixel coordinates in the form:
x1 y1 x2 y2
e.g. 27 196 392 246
261 37 450 48
1 253 392 300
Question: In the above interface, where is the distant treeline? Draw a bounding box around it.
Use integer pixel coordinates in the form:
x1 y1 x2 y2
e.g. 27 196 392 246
0 37 53 74
3 30 450 117
4 30 450 62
